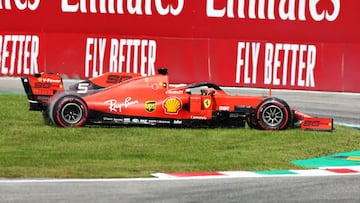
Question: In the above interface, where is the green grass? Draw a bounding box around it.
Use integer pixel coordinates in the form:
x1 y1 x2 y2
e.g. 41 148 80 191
0 94 360 178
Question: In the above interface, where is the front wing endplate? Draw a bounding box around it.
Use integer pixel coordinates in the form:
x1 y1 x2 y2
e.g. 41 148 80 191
301 117 334 131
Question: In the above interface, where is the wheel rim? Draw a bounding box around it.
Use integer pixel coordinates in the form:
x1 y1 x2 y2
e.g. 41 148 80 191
61 103 83 124
261 105 284 127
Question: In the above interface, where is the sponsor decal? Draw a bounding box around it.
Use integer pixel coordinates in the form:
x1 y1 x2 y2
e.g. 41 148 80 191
124 118 131 124
131 118 168 125
85 38 156 77
132 118 140 123
61 0 184 16
203 99 211 109
219 106 230 111
191 115 207 120
0 35 40 75
60 0 340 22
166 90 184 94
173 120 182 125
206 0 340 22
103 117 123 123
104 117 172 125
2 0 339 23
145 100 156 113
140 119 152 125
105 74 133 84
104 97 138 112
235 41 317 87
163 97 182 114
156 120 171 124
0 0 41 11
113 118 123 123
40 78 62 83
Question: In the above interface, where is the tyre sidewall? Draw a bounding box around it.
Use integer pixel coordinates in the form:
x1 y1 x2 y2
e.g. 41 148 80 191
51 96 88 127
256 98 291 130
246 116 261 129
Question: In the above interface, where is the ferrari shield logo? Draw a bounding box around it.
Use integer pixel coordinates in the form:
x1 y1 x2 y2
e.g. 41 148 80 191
145 100 156 113
203 99 211 109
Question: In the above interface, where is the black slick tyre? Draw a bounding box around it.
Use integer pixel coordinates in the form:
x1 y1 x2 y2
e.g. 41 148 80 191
255 97 292 130
50 95 88 127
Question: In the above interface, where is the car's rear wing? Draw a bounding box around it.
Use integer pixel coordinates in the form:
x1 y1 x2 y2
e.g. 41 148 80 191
21 73 64 111
21 72 143 111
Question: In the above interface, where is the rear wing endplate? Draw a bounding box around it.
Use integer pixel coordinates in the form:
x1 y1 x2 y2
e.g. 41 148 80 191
21 73 64 111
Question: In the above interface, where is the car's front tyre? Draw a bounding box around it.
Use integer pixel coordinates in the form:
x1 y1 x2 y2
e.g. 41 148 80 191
255 98 292 130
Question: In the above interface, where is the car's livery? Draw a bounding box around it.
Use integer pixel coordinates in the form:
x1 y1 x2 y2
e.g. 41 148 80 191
21 69 333 131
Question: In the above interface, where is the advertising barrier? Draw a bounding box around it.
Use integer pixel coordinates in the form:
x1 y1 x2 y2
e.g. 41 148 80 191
0 0 359 92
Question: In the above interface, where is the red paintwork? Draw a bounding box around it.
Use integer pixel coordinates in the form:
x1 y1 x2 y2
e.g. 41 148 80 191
301 117 334 131
22 71 334 130
166 172 225 177
24 73 64 103
325 168 359 174
88 72 141 88
293 109 333 131
83 74 265 120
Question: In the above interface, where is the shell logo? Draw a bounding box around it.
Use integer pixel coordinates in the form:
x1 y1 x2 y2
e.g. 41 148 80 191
163 97 182 114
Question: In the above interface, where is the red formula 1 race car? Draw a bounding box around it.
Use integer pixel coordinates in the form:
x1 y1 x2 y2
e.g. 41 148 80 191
21 69 333 131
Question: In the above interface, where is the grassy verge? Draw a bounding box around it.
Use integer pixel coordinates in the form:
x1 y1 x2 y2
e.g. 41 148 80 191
0 94 359 178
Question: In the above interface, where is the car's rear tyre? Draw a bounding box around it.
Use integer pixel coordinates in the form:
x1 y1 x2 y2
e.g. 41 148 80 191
50 95 88 127
255 98 292 130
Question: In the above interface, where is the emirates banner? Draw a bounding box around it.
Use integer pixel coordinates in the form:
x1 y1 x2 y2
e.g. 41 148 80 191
0 0 359 92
